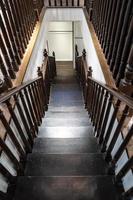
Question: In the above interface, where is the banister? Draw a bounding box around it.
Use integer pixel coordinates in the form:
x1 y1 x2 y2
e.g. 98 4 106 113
88 77 133 109
75 48 133 198
0 77 42 104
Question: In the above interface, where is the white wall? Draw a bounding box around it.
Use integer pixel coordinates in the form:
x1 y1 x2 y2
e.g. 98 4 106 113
24 8 105 83
47 22 73 61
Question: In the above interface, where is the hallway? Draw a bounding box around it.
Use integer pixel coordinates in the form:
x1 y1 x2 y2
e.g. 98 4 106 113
13 62 118 200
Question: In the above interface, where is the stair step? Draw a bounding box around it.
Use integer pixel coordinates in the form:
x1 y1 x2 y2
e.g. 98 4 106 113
14 176 118 200
33 138 100 153
45 111 89 118
38 126 93 138
25 153 107 176
41 118 91 127
48 106 85 112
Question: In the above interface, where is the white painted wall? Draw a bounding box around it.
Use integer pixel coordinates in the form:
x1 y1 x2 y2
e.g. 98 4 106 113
24 8 105 83
47 22 73 61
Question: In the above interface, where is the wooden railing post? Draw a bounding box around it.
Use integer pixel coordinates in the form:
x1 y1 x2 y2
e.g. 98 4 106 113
85 67 92 108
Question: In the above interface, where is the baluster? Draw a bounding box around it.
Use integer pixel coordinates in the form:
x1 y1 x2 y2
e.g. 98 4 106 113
33 81 43 118
20 0 31 39
14 94 34 146
22 0 32 36
109 124 133 173
105 105 129 162
0 109 25 158
4 0 24 56
101 0 110 48
31 83 42 123
0 14 19 72
107 0 122 65
120 45 133 88
97 0 103 40
17 0 29 43
0 138 23 174
101 99 121 152
13 0 28 47
92 84 100 126
19 90 37 137
38 67 48 111
116 17 133 86
1 0 21 65
5 100 32 153
105 0 117 58
103 0 113 53
98 94 113 145
113 0 133 79
89 81 95 118
9 0 26 51
115 157 133 183
0 35 16 79
0 55 12 88
110 0 128 71
24 87 39 134
94 87 104 133
99 0 106 43
28 85 41 126
91 83 98 123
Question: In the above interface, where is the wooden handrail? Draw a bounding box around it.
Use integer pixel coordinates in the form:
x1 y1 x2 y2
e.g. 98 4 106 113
0 77 41 104
75 48 133 199
88 77 133 109
0 49 57 196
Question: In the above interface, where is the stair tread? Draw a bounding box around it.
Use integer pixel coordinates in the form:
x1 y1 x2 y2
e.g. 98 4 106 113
48 106 86 112
38 126 93 138
41 118 91 127
14 176 118 200
45 111 89 118
25 153 107 176
33 138 100 153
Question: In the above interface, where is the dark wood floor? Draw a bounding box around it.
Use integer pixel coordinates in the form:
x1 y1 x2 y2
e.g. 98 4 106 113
13 62 118 200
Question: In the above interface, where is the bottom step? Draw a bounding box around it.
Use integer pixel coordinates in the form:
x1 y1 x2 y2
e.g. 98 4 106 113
14 176 118 200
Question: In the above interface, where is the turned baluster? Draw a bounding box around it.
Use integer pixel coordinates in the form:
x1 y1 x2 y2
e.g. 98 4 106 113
14 94 34 146
0 138 24 174
110 124 133 168
1 0 21 65
107 0 122 65
19 90 37 137
101 99 121 152
110 0 128 71
0 35 16 79
4 0 24 57
116 17 133 86
0 55 12 88
105 105 129 162
0 14 19 72
98 94 113 145
105 0 117 58
5 100 32 153
113 0 133 79
24 87 39 134
0 109 25 158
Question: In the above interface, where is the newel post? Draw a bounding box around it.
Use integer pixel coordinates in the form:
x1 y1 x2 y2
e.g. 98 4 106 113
37 66 48 111
85 66 93 109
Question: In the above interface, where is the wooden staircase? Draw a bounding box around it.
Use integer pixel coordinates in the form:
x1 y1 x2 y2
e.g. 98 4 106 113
13 62 118 200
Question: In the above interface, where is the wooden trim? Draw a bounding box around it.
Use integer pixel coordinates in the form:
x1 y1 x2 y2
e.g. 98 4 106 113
12 7 46 87
83 8 116 88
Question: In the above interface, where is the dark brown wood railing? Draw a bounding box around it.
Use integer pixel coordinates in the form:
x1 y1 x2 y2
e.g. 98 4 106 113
44 0 84 7
0 50 56 197
0 0 44 91
75 50 133 199
85 0 133 88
